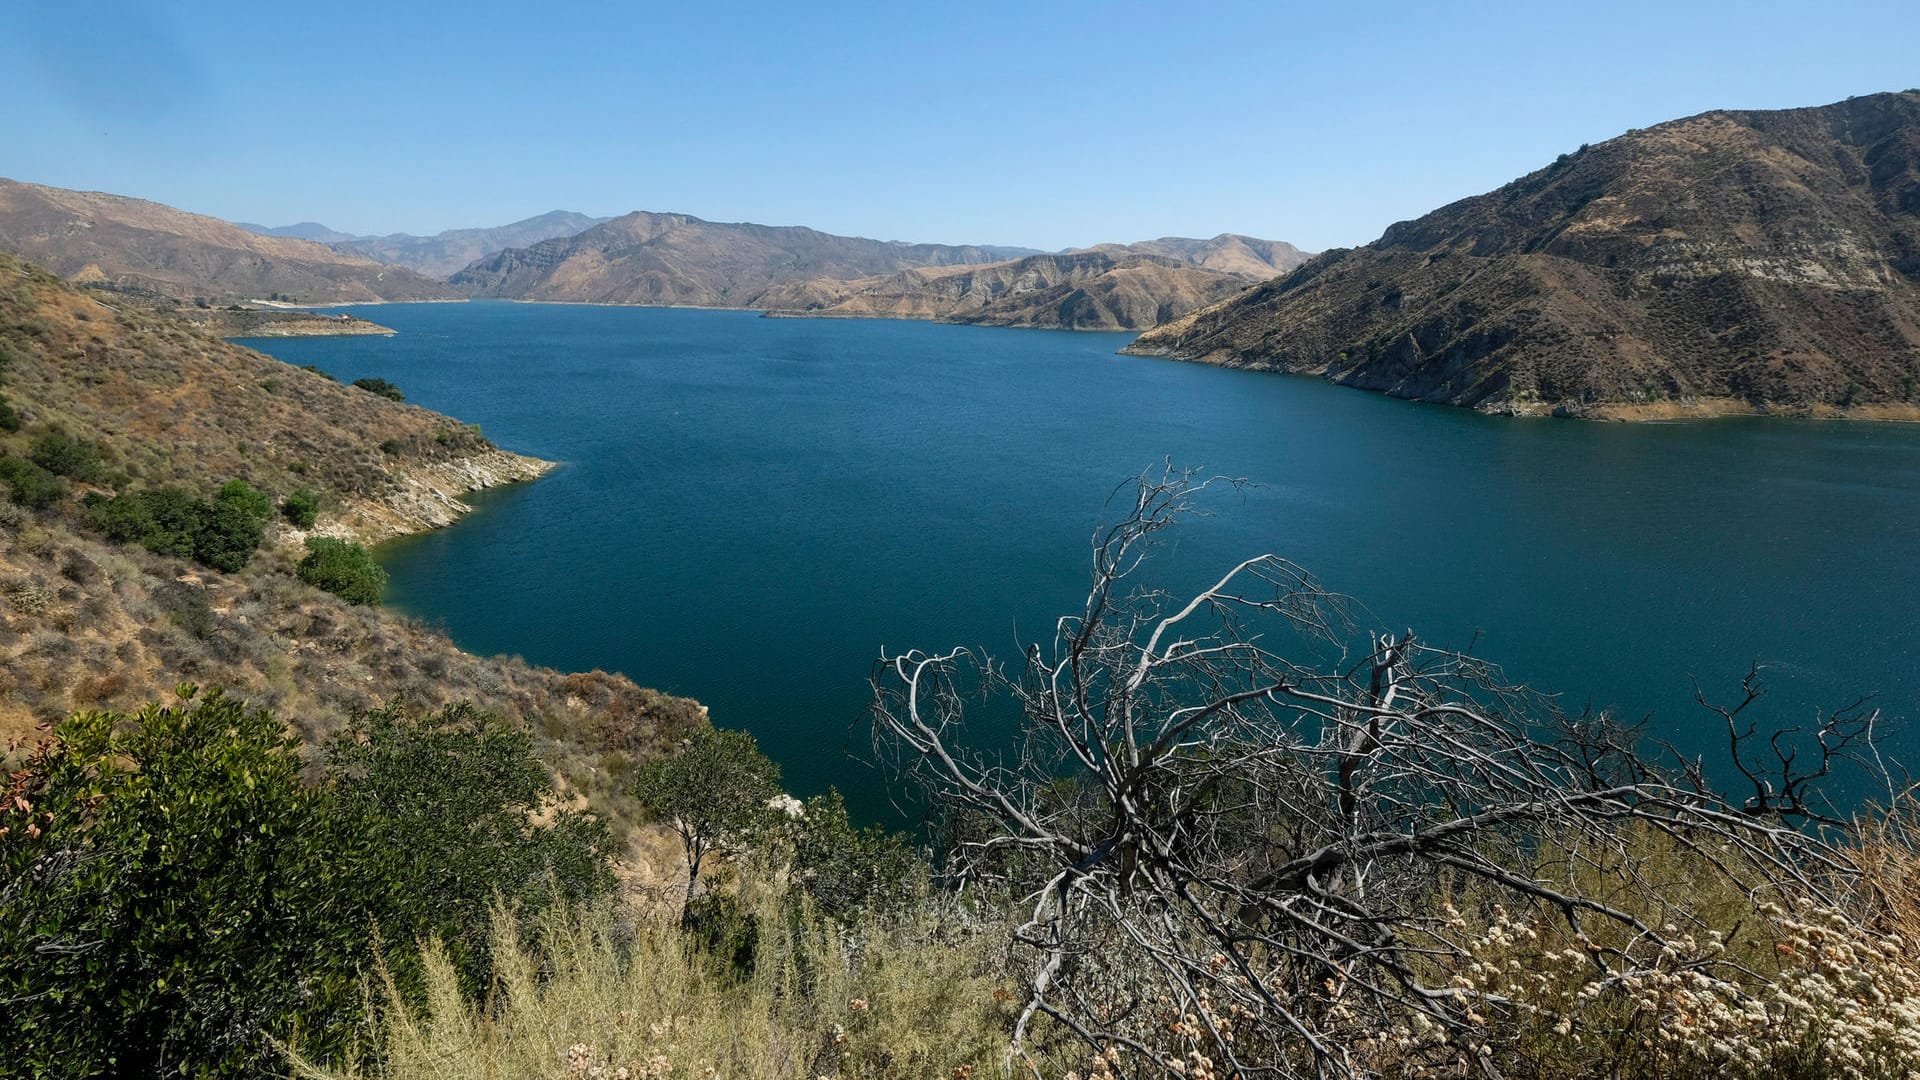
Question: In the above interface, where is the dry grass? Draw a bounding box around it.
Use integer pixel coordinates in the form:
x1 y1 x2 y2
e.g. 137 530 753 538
291 893 1022 1080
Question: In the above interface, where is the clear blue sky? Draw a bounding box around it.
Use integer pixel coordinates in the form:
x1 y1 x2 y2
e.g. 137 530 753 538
4 1 1916 252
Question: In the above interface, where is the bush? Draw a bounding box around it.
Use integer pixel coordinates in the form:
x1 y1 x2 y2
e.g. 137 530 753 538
29 431 107 483
298 537 388 605
300 364 337 382
83 479 273 572
0 394 19 433
0 454 66 510
0 689 356 1076
631 726 782 908
352 377 403 402
0 691 621 1078
282 486 320 528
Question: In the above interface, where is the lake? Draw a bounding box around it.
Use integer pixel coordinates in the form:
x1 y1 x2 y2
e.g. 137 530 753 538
246 302 1920 820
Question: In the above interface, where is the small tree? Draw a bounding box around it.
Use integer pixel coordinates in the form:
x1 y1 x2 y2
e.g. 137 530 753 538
298 537 388 605
281 486 320 528
28 431 106 484
631 726 782 909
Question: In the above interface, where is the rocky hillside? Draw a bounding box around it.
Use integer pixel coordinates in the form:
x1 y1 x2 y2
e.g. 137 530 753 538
1128 91 1920 418
1089 234 1311 280
0 179 456 304
449 211 1041 306
327 211 612 277
759 250 1255 330
0 252 702 808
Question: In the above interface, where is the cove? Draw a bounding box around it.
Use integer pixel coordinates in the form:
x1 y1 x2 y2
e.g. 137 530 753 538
245 302 1920 821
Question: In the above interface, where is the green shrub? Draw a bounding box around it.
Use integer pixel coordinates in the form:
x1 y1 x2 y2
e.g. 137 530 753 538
0 394 19 433
300 364 337 382
0 689 357 1076
0 454 66 510
282 486 320 528
632 726 782 909
0 691 621 1078
28 431 107 483
83 479 273 572
217 477 274 521
352 377 403 402
298 537 388 605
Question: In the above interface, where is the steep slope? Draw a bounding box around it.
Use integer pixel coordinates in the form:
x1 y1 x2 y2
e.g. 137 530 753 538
1128 91 1920 417
1092 234 1311 280
759 250 1254 330
0 179 456 303
449 211 1039 306
331 211 613 277
0 252 702 789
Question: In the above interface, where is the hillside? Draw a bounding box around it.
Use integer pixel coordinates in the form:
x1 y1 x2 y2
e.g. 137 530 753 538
1090 233 1311 279
1127 91 1920 418
0 252 701 785
759 250 1256 330
328 211 612 276
0 179 457 304
448 211 1041 306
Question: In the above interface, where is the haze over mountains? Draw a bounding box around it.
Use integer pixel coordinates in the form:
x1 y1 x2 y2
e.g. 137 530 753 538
1130 91 1920 415
238 211 612 277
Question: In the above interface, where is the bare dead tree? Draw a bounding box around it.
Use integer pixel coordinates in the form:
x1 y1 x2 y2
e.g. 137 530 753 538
867 466 1887 1079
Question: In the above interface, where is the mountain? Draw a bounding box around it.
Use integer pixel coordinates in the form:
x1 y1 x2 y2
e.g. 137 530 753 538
1127 91 1920 418
1091 234 1311 280
235 221 362 244
0 179 456 303
331 211 613 277
758 250 1257 330
448 211 1044 306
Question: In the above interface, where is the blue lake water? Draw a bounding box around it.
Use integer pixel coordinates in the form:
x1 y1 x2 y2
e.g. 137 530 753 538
246 302 1920 820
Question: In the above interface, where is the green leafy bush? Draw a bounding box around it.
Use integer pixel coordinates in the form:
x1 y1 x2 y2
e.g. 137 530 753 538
298 537 388 604
0 454 66 509
28 431 107 483
281 486 320 528
0 692 619 1078
83 478 274 572
0 394 19 433
352 377 403 402
0 689 357 1076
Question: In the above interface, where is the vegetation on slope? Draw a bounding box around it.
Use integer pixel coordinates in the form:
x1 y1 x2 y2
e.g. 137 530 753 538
1129 91 1920 417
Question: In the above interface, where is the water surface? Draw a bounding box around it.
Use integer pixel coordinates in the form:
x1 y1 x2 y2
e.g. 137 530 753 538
246 303 1920 819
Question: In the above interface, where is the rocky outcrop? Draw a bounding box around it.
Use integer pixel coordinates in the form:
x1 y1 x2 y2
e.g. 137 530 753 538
1128 91 1920 416
319 449 555 545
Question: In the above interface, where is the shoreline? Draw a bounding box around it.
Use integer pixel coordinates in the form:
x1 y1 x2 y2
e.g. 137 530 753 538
1123 347 1920 424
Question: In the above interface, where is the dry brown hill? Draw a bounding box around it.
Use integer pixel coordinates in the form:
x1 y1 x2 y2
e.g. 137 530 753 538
0 253 701 821
1089 234 1311 280
759 250 1255 330
1127 92 1920 418
0 179 457 304
449 211 1037 306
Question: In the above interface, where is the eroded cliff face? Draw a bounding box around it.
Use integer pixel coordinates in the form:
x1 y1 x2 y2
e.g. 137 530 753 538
1129 92 1920 417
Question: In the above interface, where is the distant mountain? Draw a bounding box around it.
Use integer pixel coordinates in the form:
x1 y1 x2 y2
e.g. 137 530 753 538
332 211 613 277
0 179 455 303
449 212 1048 306
235 221 362 244
759 250 1258 330
1127 92 1920 418
1091 235 1311 280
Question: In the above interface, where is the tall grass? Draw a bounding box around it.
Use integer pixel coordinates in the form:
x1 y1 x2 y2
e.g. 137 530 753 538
293 892 1022 1080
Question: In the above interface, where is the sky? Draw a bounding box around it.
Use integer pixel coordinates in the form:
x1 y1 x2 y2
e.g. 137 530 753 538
3 1 1917 253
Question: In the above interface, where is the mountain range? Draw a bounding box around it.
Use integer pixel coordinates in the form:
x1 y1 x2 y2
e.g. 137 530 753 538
238 211 613 277
1128 91 1920 416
